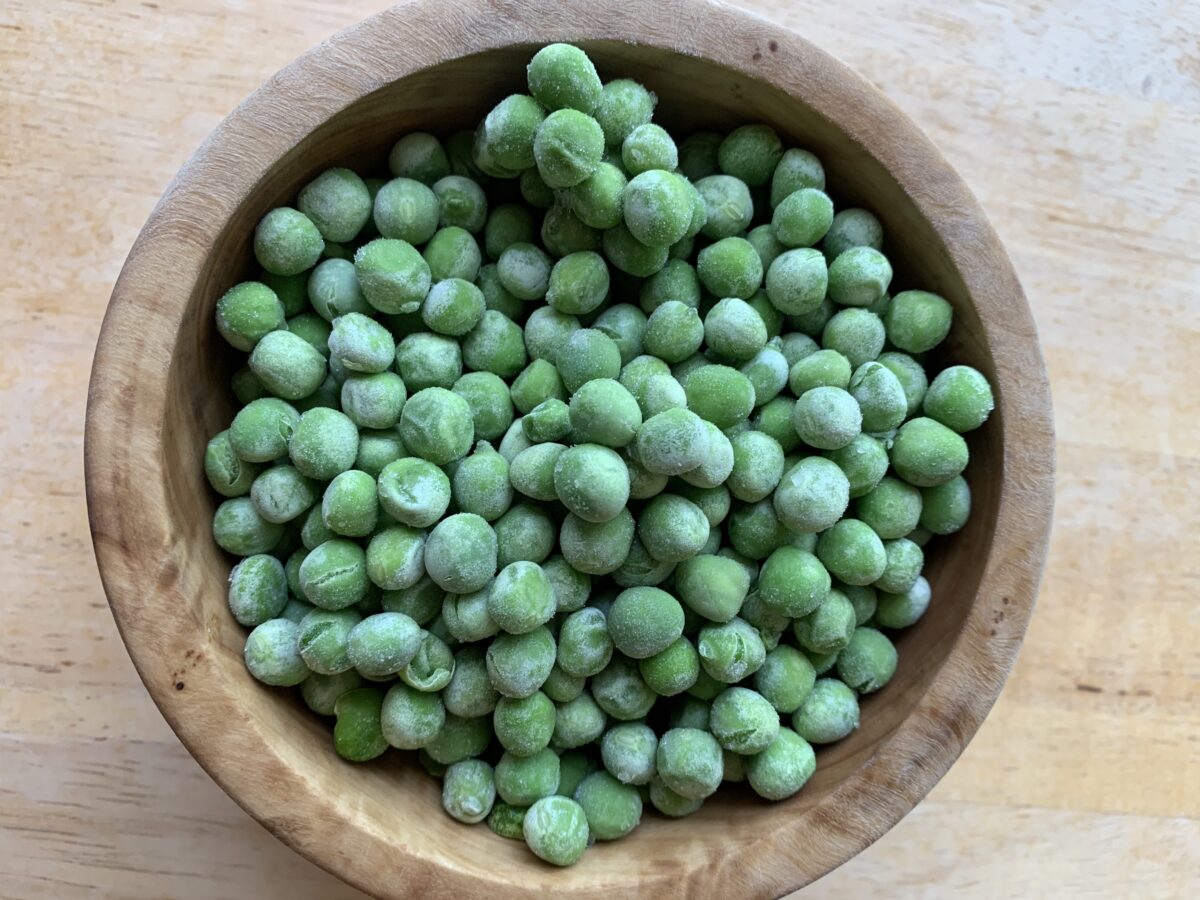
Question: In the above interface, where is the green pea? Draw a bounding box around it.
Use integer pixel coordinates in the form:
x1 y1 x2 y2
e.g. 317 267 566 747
745 728 815 800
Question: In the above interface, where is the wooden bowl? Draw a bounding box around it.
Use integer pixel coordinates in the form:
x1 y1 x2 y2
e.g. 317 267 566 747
85 0 1054 896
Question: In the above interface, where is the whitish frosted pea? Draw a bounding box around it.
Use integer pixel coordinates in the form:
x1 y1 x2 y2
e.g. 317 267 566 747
828 246 892 308
462 310 528 379
885 290 953 354
442 594 499 647
377 457 451 528
244 618 310 686
497 242 553 301
425 513 497 593
793 386 863 451
523 795 589 867
695 174 753 239
622 123 677 175
354 238 432 315
593 303 647 365
849 361 907 433
553 689 609 748
399 631 456 692
656 727 723 800
373 177 439 245
876 538 924 595
710 687 780 755
395 333 462 391
774 456 850 532
347 612 423 678
442 759 497 824
704 297 768 363
698 618 766 683
623 169 693 247
228 554 287 627
746 728 816 800
297 607 361 675
766 248 828 316
595 78 656 147
388 132 450 184
592 656 656 721
494 503 556 568
534 109 605 189
601 722 657 785
249 465 317 525
770 148 825 207
727 430 784 503
451 442 513 522
299 539 369 611
878 351 929 417
822 207 883 261
487 625 557 698
366 525 427 591
677 422 734 490
254 207 324 276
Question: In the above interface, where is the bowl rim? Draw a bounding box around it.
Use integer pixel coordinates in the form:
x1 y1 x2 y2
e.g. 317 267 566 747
85 0 1055 896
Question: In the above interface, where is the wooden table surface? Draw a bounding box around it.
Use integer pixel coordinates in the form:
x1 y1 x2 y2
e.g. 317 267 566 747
2 0 1197 896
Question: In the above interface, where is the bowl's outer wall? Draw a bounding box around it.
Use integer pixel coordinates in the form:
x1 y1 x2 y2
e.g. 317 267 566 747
85 0 1054 897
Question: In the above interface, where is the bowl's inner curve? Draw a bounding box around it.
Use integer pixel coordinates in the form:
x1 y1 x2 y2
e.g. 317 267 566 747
162 41 1000 881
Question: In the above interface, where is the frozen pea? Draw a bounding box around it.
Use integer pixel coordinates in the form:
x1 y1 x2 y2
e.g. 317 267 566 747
567 380 641 448
425 713 491 765
890 417 969 487
423 226 482 283
339 373 405 430
623 169 692 247
419 279 485 337
451 442 512 522
553 752 594 800
698 617 766 683
543 662 586 702
849 361 907 433
377 457 450 528
770 148 825 207
425 513 496 593
300 503 336 551
727 431 784 503
649 777 704 818
639 258 700 314
622 123 677 175
766 247 827 316
227 554 288 627
215 281 285 351
876 538 924 594
534 109 604 189
395 332 462 391
631 371 688 419
494 503 556 568
244 618 309 686
557 607 614 678
697 236 763 300
710 687 780 755
805 648 839 676
432 175 487 234
248 330 327 401
354 238 431 315
726 499 790 560
678 131 722 180
484 203 536 261
601 722 657 785
462 310 527 378
593 303 647 365
497 242 552 301
373 177 439 245
570 162 627 231
746 224 786 275
398 630 455 692
740 345 789 408
602 223 669 277
757 546 830 618
540 556 589 614
595 78 655 147
205 430 261 497
920 476 971 535
381 575 444 625
523 398 571 443
923 365 994 433
718 124 783 187
447 128 488 180
332 688 388 762
302 669 364 715
639 634 700 695
442 759 496 824
791 677 860 744
559 507 634 575
793 386 862 450
704 297 768 363
517 168 554 210
753 645 816 714
746 727 815 800
826 433 889 499
488 561 555 635
555 328 621 393
613 537 675 588
822 308 885 369
346 611 423 678
574 771 642 841
542 251 608 315
794 590 857 655
306 259 369 322
320 469 378 537
858 475 923 539
263 270 310 317
684 365 755 431
592 656 656 721
822 207 883 261
885 290 953 353
254 207 324 276
607 587 685 660
399 387 474 465
493 691 556 757
231 366 269 405
553 689 609 748
642 301 703 364
788 296 835 339
366 525 426 592
249 465 317 525
676 422 733 489
389 132 449 184
442 594 500 647
638 494 709 564
828 246 892 308
876 575 932 628
878 351 929 417
487 625 556 698
817 518 886 586
297 607 361 674
527 43 601 112
523 795 588 867
773 188 833 248
448 373 512 442
510 360 566 415
300 539 369 611
541 203 602 257
840 582 878 626
476 95 544 175
695 174 753 239
287 312 332 357
509 443 566 502
836 627 897 693
476 263 523 319
656 728 722 800
774 456 850 533
523 307 580 363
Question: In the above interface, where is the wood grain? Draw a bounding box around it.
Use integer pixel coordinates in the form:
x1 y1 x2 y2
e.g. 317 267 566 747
1 1 1196 898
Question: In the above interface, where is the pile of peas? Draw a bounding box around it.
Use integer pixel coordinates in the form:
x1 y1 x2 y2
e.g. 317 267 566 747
206 43 994 867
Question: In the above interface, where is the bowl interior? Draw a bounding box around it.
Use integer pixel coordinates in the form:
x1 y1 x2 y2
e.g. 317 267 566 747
150 39 1003 895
